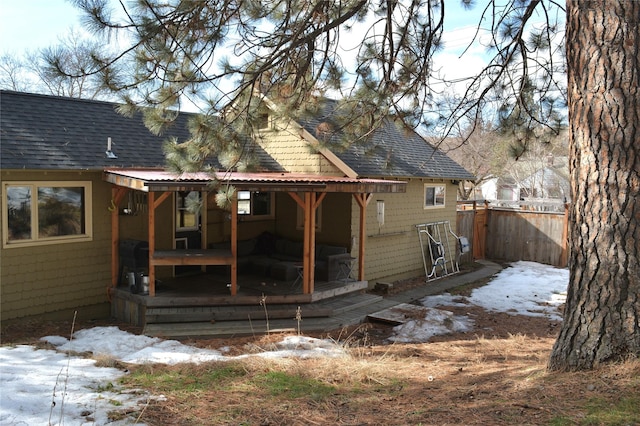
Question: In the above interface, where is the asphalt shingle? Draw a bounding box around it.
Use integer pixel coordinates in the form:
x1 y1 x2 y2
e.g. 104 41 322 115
0 91 281 172
298 99 475 180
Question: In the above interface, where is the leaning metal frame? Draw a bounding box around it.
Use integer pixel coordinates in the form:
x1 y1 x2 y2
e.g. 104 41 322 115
416 221 460 281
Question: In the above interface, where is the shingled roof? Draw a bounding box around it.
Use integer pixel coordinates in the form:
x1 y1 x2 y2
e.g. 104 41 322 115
1 91 473 181
297 98 475 180
0 91 282 172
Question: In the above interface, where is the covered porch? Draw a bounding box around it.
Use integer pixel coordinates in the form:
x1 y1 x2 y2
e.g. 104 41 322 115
104 169 406 327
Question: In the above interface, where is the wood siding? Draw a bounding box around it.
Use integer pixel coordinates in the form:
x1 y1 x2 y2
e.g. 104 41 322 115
352 179 460 285
257 119 343 175
1 170 112 321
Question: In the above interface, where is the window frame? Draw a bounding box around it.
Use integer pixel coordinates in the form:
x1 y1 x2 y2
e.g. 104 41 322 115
255 104 273 131
237 190 275 220
423 183 446 209
175 191 200 232
2 180 93 248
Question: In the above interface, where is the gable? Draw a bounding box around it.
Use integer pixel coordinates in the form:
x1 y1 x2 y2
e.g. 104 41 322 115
295 99 475 180
255 115 345 175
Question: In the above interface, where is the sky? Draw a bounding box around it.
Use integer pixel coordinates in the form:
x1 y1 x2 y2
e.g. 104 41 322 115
0 1 482 54
0 1 84 54
0 1 491 93
0 261 568 425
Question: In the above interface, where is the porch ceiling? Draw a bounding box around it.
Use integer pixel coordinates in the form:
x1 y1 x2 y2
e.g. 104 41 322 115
103 168 406 193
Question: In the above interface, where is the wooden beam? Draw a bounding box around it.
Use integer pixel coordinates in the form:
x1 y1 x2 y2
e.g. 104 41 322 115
353 193 372 281
313 192 326 210
304 192 317 294
288 192 305 208
200 191 208 273
153 191 172 209
230 191 238 296
148 192 156 296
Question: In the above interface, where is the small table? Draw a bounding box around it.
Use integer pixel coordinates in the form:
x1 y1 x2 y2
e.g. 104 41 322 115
291 263 304 289
337 257 356 282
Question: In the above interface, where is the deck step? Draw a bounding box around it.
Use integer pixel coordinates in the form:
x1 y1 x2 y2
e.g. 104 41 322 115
145 304 332 324
143 292 387 338
143 313 369 338
313 292 384 314
144 292 382 324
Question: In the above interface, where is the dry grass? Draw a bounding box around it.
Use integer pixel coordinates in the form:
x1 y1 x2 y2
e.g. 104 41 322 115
117 330 639 426
2 311 639 425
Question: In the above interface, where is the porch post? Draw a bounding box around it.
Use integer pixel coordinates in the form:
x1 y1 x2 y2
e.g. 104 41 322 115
110 187 128 291
147 191 171 297
230 191 238 296
289 192 325 294
303 192 317 294
353 193 373 281
148 191 156 296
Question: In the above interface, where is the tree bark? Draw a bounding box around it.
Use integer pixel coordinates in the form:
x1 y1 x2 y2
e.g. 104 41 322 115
548 0 640 371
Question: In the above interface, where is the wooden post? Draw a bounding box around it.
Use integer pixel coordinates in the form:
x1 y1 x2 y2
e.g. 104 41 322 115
148 191 156 296
110 187 127 291
230 191 238 296
147 191 171 297
353 193 372 281
288 192 324 294
302 192 317 294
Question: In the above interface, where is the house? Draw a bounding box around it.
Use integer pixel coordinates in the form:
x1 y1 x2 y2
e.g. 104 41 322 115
474 156 570 206
1 90 474 327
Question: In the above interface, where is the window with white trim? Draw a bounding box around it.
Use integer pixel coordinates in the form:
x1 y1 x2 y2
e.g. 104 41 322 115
176 191 200 231
3 181 92 246
237 191 274 218
424 184 446 208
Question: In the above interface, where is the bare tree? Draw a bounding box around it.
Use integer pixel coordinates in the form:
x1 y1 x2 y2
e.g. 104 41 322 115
65 0 638 370
437 114 501 200
0 30 108 99
0 53 31 92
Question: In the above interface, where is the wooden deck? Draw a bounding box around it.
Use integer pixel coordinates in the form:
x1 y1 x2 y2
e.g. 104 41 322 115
110 272 371 336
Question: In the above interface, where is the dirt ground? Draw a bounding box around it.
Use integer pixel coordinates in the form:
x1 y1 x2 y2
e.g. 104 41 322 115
2 276 638 426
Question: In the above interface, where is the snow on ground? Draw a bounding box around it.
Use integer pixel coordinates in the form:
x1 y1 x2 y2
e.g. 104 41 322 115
0 261 568 425
420 261 568 321
389 261 568 343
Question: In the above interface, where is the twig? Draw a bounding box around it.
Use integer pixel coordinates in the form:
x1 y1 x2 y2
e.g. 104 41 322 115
295 306 302 335
49 310 78 425
260 294 270 334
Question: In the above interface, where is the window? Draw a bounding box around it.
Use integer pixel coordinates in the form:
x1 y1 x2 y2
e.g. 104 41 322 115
255 104 272 130
176 191 200 231
424 184 446 208
237 191 274 218
296 203 322 231
3 181 92 247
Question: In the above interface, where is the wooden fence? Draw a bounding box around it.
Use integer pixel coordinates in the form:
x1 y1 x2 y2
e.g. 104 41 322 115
457 201 569 267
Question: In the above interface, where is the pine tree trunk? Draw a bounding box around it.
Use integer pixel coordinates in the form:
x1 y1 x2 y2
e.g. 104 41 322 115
548 0 640 371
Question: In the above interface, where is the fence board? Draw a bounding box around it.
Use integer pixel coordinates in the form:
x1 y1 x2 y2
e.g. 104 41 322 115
457 203 568 267
456 210 475 264
485 209 567 266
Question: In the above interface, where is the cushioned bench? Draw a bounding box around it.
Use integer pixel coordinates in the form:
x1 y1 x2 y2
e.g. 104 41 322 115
209 235 351 282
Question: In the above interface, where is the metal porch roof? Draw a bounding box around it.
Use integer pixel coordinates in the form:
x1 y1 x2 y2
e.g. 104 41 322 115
103 169 407 193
